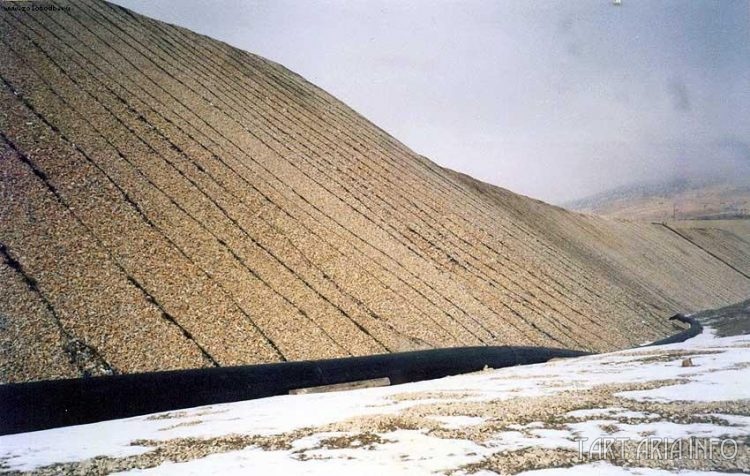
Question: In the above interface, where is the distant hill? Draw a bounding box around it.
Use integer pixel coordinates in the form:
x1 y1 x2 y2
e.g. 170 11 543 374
566 178 750 221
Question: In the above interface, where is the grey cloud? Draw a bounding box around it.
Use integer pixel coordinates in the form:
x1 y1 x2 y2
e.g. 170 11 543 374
667 79 691 112
714 137 750 164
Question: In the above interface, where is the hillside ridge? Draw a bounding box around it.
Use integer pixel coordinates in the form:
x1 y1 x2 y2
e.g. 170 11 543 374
566 177 750 221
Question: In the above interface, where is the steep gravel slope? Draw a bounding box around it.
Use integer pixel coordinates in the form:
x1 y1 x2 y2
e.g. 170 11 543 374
1 1 749 382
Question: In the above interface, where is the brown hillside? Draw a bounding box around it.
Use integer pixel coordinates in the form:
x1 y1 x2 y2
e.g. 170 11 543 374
1 1 749 383
567 179 750 221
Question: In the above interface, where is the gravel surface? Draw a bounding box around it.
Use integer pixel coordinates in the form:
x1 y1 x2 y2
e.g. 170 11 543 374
1 1 749 382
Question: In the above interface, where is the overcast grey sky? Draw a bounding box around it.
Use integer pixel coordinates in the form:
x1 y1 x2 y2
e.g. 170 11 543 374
110 0 750 203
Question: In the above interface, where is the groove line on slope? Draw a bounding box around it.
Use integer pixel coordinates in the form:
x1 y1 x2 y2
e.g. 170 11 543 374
661 224 750 282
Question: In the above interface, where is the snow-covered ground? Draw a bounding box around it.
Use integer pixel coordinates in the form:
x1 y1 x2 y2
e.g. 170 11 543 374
1 327 748 475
